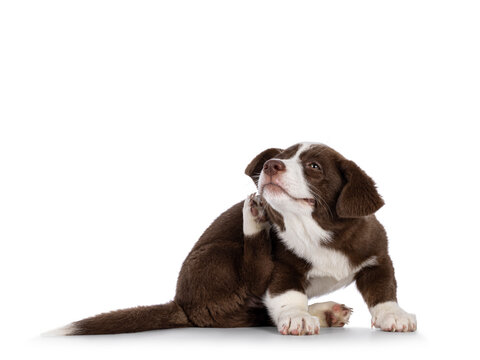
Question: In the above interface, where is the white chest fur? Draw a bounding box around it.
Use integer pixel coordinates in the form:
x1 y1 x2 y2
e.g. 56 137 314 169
276 213 377 299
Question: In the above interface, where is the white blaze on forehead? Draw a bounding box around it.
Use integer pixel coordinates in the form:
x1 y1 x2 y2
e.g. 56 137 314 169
294 142 322 154
288 142 325 161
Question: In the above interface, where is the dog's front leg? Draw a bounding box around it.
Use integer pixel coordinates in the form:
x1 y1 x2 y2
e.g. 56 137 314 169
264 288 320 335
263 265 320 335
356 256 417 332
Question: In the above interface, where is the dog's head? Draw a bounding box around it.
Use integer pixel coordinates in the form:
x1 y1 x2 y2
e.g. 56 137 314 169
245 143 384 221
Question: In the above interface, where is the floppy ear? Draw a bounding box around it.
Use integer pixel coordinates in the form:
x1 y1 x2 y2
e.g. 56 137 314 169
245 148 283 186
336 159 384 218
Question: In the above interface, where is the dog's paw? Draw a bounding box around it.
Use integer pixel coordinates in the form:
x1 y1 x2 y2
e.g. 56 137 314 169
277 311 320 336
308 301 352 327
243 193 269 236
370 301 417 332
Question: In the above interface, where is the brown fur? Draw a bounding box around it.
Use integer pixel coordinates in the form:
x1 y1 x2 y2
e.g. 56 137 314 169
65 143 399 334
70 302 191 335
174 201 274 328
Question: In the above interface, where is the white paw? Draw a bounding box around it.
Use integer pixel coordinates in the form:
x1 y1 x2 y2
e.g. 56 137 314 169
370 301 417 332
243 193 269 236
277 311 320 336
308 301 353 327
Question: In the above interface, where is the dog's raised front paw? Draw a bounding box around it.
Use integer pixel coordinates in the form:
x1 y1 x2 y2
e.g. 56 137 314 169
278 311 320 336
370 301 417 332
242 193 269 236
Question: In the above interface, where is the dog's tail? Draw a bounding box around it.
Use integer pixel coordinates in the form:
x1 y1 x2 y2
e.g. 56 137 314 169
45 301 192 335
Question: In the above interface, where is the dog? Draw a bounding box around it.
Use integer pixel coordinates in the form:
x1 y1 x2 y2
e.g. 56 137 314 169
50 142 416 336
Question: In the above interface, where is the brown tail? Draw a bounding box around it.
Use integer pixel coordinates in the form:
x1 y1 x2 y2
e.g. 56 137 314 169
52 301 192 335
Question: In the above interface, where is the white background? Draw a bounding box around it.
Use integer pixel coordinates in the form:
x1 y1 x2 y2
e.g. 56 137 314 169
1 1 479 359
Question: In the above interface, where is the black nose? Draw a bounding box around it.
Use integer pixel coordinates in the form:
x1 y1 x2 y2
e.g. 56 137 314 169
263 159 286 176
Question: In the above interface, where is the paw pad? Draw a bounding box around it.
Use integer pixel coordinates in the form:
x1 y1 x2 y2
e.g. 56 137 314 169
248 194 267 223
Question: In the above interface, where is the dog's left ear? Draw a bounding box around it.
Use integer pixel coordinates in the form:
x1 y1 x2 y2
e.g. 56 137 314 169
245 148 283 186
336 159 384 218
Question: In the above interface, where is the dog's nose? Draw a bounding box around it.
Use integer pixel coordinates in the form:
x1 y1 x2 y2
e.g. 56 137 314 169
263 159 286 176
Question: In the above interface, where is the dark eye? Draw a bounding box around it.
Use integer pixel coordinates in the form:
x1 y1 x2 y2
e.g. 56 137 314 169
307 162 322 171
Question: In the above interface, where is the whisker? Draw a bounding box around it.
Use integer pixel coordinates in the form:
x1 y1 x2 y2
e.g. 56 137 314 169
307 184 333 220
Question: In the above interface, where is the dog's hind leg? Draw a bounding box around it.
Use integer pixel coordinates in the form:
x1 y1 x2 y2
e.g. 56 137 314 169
242 194 274 297
308 301 353 327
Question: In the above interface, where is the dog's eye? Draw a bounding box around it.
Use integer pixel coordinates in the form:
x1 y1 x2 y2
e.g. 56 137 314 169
307 162 322 171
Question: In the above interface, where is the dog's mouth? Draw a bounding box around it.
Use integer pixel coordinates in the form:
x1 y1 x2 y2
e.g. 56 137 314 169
260 183 315 207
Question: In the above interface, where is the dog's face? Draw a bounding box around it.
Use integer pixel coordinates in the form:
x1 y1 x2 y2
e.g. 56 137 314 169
245 143 384 221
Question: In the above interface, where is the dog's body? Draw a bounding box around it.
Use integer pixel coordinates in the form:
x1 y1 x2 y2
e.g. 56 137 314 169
54 143 416 336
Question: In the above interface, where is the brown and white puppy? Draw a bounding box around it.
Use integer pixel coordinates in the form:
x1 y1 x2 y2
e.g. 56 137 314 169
251 143 416 334
49 143 415 336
